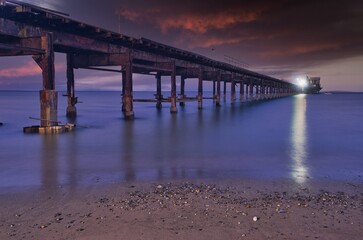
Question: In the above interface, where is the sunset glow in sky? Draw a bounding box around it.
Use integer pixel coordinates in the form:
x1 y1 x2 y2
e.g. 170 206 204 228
0 0 362 91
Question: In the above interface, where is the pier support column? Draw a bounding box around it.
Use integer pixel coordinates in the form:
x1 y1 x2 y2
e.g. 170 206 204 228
179 76 186 106
268 85 272 99
170 61 177 113
216 71 221 107
33 33 57 127
256 84 260 101
122 51 134 120
198 68 203 109
40 90 58 127
272 84 276 98
240 80 244 101
121 71 126 112
231 79 236 102
274 84 278 98
245 83 249 101
212 80 216 101
249 83 254 101
155 74 163 109
66 53 77 118
223 79 227 101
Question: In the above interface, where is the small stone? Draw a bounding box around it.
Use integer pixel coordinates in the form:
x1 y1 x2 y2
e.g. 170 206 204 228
253 216 259 222
278 209 287 214
157 185 163 189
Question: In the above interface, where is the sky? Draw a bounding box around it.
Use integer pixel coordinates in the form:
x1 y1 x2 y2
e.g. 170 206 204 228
0 0 363 91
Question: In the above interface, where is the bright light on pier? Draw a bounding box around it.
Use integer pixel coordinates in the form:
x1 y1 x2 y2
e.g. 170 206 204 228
296 77 308 88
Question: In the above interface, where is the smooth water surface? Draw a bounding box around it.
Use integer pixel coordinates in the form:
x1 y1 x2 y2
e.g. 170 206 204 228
0 91 362 191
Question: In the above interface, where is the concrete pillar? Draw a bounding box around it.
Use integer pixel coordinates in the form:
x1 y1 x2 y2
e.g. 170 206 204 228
121 71 126 113
123 51 134 120
66 53 77 118
170 61 177 113
32 33 57 127
179 76 186 106
256 84 260 101
240 80 244 101
261 84 265 100
198 68 203 109
40 90 58 127
275 85 278 98
245 83 249 101
223 79 227 101
213 80 216 101
273 84 276 98
155 74 162 109
249 83 254 101
216 71 221 107
231 79 236 102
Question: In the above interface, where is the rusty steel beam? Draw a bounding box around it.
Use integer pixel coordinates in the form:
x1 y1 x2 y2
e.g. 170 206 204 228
72 53 129 68
0 42 44 56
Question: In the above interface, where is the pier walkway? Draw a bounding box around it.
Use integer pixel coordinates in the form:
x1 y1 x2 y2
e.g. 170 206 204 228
0 0 298 129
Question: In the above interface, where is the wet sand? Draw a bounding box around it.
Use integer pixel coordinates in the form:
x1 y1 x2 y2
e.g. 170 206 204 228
1 179 362 240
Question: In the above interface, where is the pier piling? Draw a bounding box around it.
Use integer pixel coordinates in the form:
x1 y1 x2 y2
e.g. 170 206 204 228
122 51 134 120
240 80 245 101
231 79 236 102
216 71 221 107
198 68 203 109
170 61 178 114
179 76 186 107
33 33 58 127
66 53 77 118
156 74 162 109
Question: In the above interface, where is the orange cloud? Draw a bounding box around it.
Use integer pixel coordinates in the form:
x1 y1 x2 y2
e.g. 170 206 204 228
159 12 258 33
0 61 40 77
117 8 259 34
187 37 242 48
0 61 65 78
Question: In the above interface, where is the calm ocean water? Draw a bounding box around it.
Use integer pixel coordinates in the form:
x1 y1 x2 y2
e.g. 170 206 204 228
0 91 362 191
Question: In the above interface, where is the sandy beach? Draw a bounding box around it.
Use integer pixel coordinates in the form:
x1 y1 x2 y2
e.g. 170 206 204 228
1 179 362 240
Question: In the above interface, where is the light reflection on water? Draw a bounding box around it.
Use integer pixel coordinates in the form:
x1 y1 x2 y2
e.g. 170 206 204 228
290 94 309 184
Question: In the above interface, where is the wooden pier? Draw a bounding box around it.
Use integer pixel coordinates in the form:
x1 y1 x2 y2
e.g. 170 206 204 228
0 0 299 131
